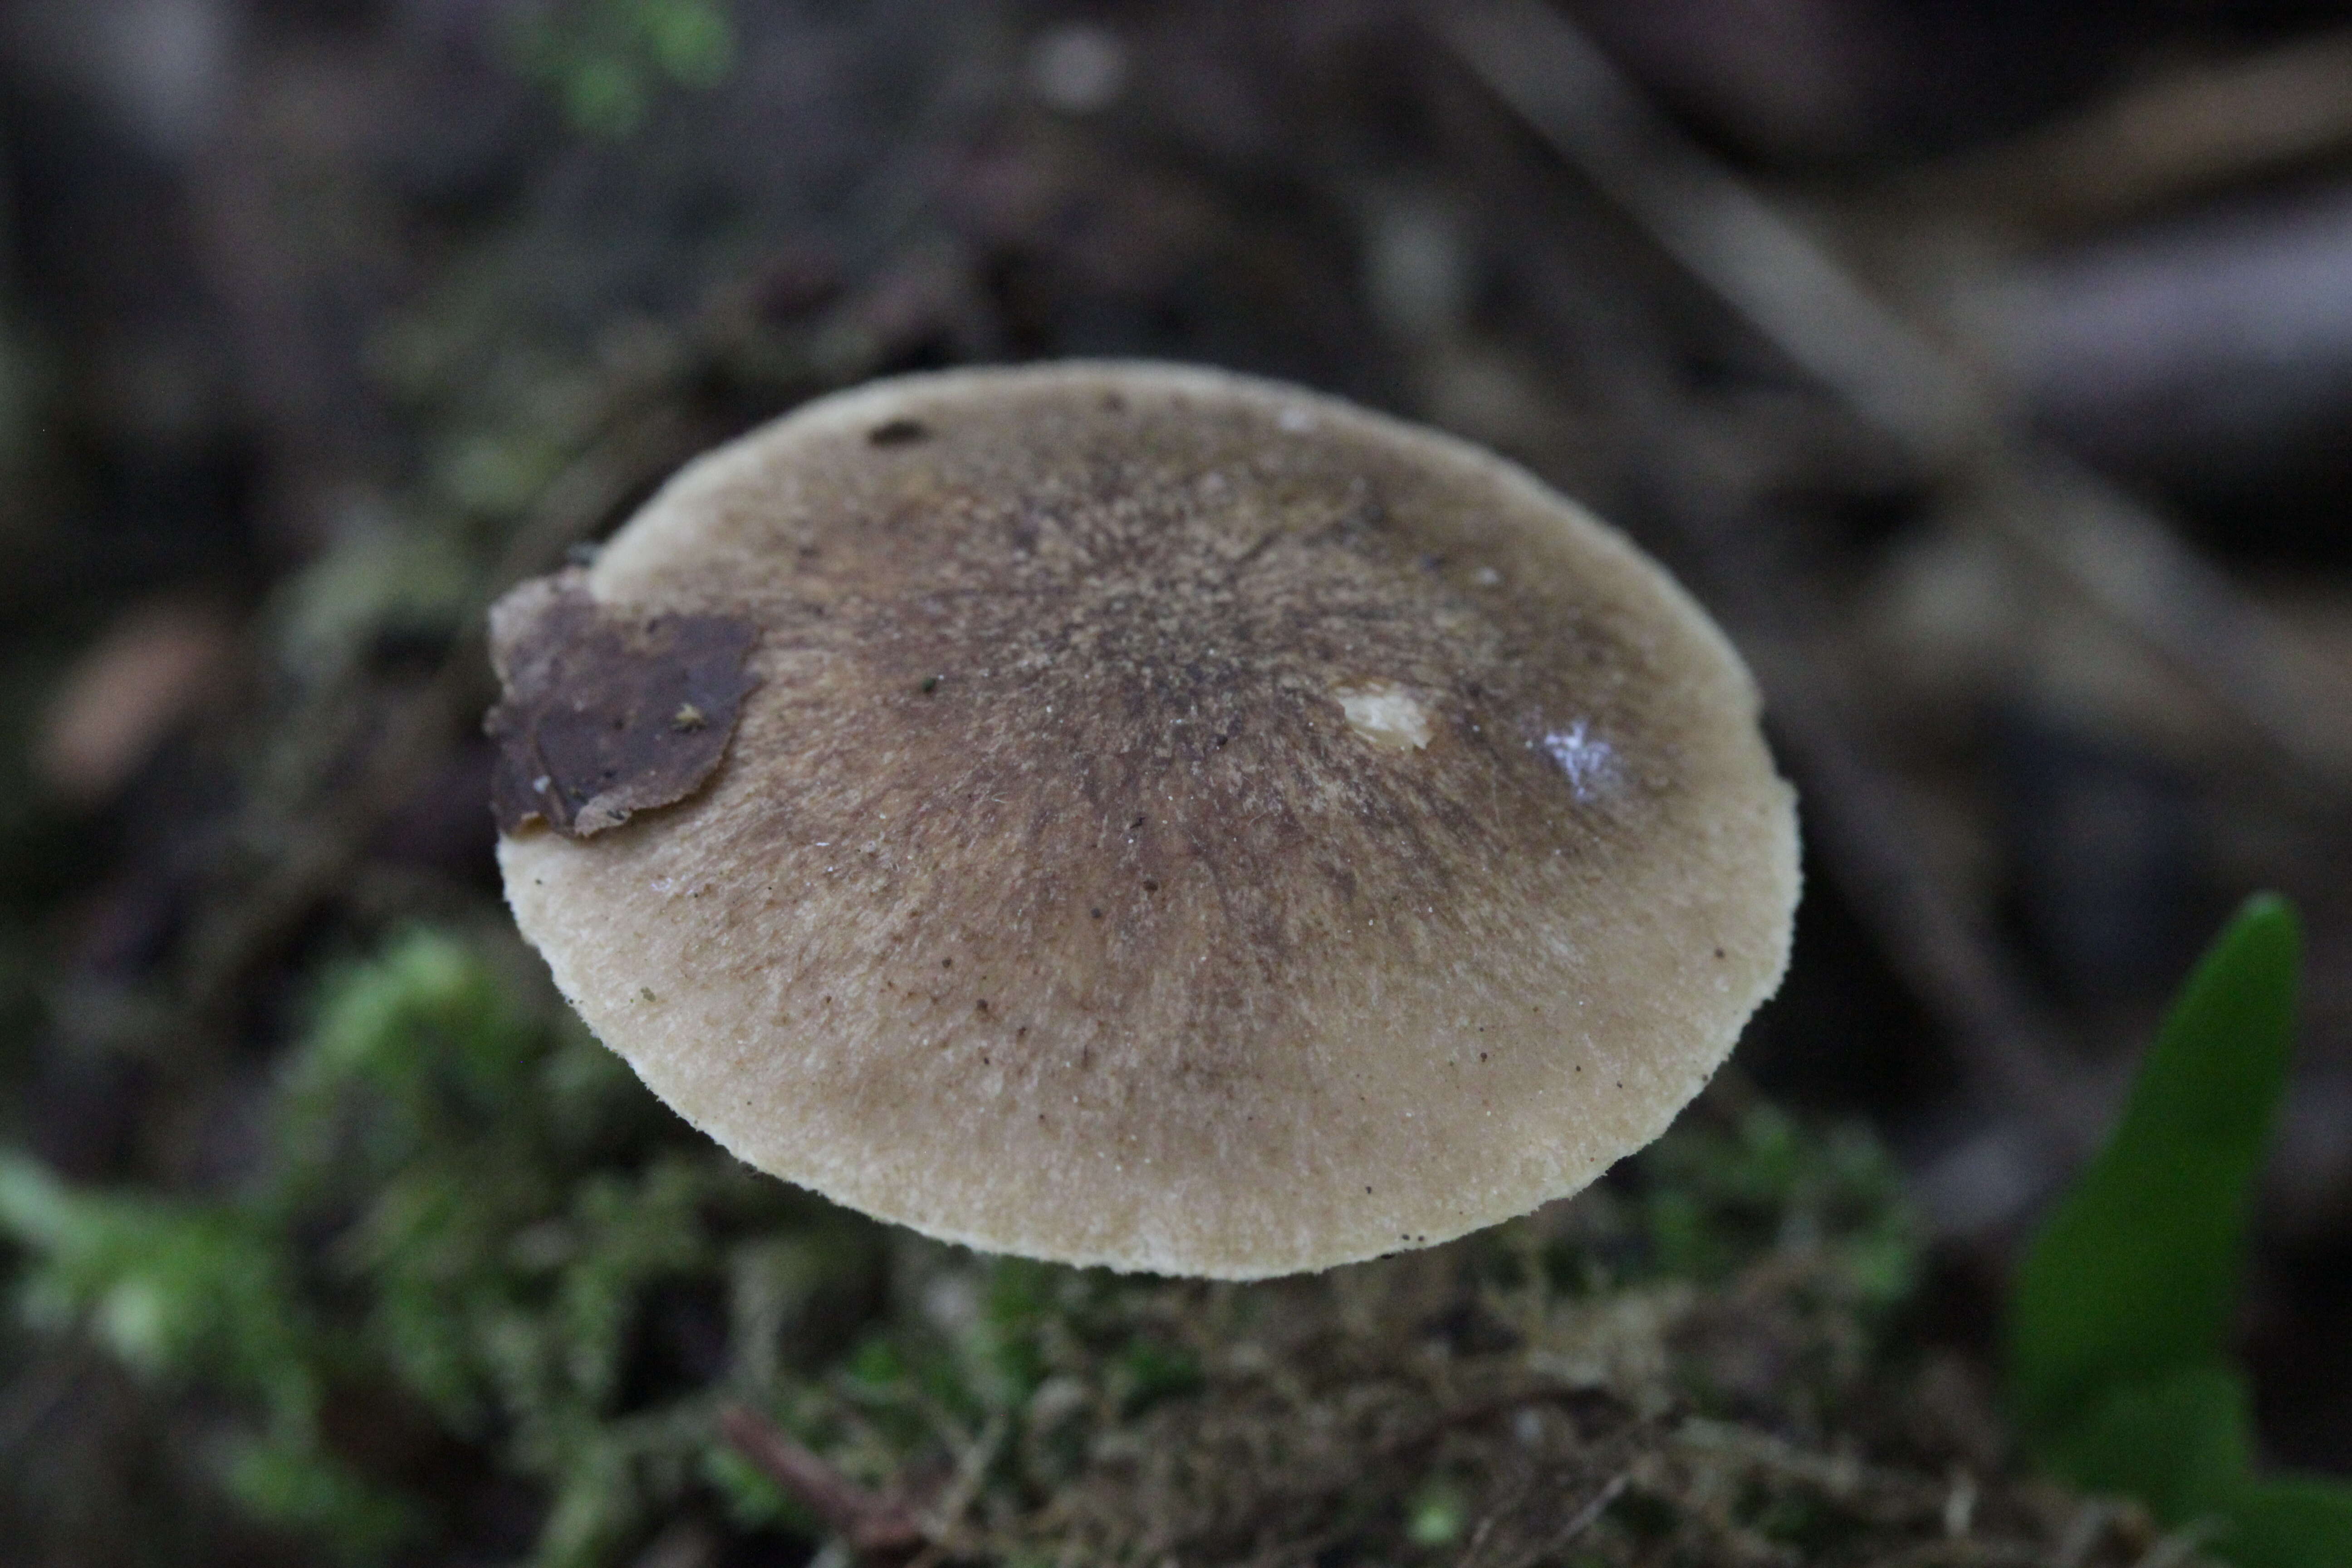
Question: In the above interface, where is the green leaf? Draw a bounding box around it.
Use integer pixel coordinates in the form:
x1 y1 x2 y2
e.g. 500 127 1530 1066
2221 1475 2352 1568
2001 895 2352 1568
2006 894 2300 1442
2043 1364 2252 1524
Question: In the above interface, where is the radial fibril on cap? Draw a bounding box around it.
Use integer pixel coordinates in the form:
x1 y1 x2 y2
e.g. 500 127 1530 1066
494 361 1799 1279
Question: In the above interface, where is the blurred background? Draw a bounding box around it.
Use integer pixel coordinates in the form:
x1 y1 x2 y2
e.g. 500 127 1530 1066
0 0 2347 1562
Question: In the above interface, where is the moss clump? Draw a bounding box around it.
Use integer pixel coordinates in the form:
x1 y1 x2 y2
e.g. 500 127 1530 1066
0 927 2212 1566
504 0 740 139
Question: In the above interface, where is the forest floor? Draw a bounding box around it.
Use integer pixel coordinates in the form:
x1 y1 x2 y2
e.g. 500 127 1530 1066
1 2 2347 1564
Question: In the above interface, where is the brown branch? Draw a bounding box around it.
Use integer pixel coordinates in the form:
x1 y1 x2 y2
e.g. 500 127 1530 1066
1920 28 2352 233
718 1404 927 1561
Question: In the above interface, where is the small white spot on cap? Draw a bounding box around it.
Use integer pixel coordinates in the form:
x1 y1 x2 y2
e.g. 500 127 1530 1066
1277 405 1317 434
1335 683 1433 752
1539 721 1616 800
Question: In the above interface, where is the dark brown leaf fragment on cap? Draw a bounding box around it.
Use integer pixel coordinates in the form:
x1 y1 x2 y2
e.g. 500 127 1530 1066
485 570 758 838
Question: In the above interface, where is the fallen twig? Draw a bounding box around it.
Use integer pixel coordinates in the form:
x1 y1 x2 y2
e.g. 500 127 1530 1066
718 1403 928 1560
1484 1471 1627 1568
1917 28 2352 232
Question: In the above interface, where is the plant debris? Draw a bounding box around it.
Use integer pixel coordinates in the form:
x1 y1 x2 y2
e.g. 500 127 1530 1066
485 572 759 838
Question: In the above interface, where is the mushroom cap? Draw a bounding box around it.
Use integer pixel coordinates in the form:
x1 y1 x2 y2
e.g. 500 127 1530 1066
496 362 1798 1278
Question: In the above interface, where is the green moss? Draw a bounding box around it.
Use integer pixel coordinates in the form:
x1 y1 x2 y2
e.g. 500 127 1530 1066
1 927 850 1561
503 0 740 139
1 921 2185 1566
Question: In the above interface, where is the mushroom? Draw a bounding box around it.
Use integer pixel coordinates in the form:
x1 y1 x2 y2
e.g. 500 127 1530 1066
491 362 1798 1279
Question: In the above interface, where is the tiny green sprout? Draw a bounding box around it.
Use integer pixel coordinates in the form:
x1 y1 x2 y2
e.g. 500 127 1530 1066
2007 894 2352 1568
1407 1477 1468 1546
